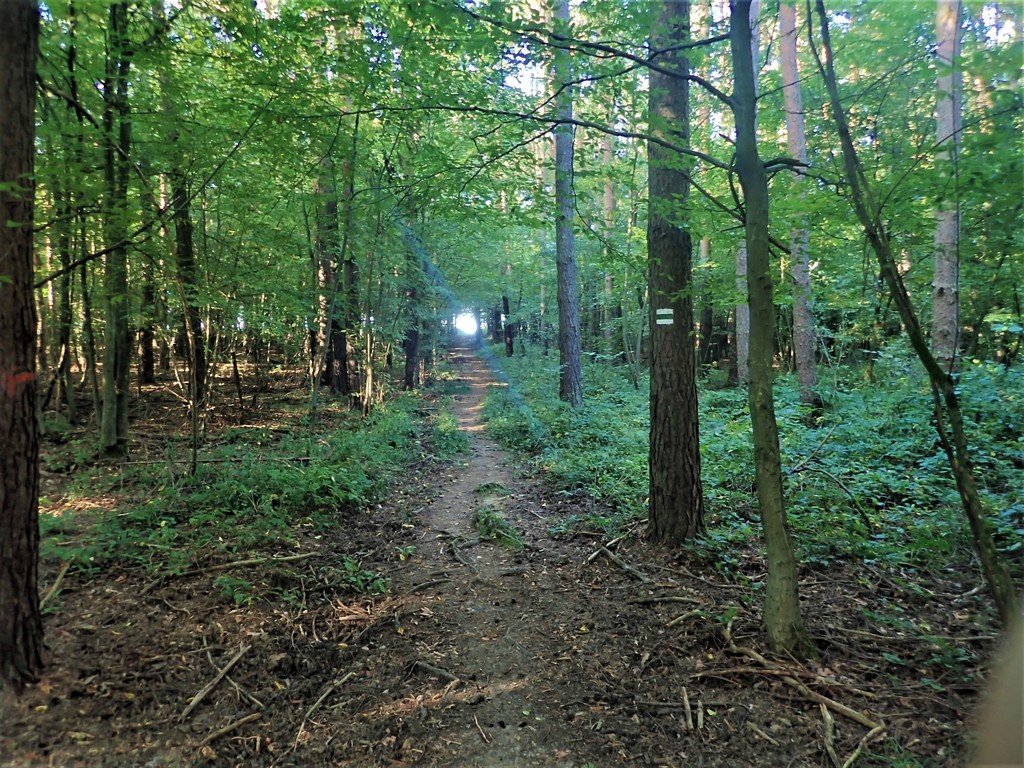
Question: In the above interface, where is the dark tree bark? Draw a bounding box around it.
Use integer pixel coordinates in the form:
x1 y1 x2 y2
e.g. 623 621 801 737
168 168 206 405
553 0 583 406
0 0 44 689
731 0 813 657
646 0 705 545
100 0 132 455
503 294 515 357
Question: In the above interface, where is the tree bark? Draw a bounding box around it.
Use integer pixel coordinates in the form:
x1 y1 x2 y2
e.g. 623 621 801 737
811 0 1017 626
0 0 44 689
780 1 819 406
646 0 705 545
734 243 750 383
731 0 813 657
932 0 962 372
553 0 583 407
100 0 132 455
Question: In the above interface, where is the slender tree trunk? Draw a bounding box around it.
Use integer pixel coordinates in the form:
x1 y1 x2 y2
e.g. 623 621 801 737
51 181 77 419
731 0 813 657
647 0 705 544
735 243 750 383
100 0 132 455
698 238 714 366
0 0 44 689
811 0 1017 626
780 1 819 406
553 0 583 406
168 168 205 406
932 0 963 372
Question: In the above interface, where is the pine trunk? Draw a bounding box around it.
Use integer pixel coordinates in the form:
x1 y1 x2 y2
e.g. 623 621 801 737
0 0 44 689
647 0 705 544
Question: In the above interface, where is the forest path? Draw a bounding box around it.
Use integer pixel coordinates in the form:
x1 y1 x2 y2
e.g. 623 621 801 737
390 343 588 767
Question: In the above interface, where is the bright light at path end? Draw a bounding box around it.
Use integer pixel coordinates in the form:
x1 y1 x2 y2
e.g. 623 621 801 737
455 313 478 335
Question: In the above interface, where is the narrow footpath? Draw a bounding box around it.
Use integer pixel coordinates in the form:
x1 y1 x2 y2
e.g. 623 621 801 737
384 344 594 766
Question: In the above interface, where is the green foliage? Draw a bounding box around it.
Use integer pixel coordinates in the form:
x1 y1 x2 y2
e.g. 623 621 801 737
482 349 1024 571
475 503 525 552
338 555 390 595
430 409 471 459
43 397 420 573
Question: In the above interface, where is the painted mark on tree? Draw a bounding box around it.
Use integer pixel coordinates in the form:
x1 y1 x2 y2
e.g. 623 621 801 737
3 370 36 398
656 308 674 326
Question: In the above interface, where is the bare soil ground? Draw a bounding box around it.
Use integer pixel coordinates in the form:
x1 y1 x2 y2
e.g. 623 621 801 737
0 345 1004 767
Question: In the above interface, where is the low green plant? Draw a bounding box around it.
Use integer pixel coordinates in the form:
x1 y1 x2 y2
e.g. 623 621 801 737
475 504 525 551
431 409 471 459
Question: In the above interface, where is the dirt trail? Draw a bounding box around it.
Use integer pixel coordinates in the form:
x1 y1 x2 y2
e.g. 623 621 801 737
0 344 987 768
393 344 588 766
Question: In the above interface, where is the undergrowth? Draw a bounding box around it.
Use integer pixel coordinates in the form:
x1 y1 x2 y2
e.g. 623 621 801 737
482 344 1024 573
41 393 422 579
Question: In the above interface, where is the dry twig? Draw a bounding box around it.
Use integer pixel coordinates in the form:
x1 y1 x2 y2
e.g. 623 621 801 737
40 562 71 609
198 712 261 747
180 644 252 720
595 546 651 583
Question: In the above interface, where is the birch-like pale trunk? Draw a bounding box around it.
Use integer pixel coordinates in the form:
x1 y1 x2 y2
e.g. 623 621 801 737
780 2 818 405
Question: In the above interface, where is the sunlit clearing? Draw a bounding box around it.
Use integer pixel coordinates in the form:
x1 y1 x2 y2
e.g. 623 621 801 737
455 313 478 335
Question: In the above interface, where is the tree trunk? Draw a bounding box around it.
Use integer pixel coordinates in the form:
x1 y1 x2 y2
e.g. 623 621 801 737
647 0 705 545
731 0 813 657
0 0 44 689
780 1 819 407
812 0 1017 626
932 0 962 372
698 238 714 366
100 0 132 455
553 0 583 407
168 167 206 406
735 242 750 383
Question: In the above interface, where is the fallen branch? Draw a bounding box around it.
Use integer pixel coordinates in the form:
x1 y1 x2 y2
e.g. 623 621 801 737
842 724 886 768
474 714 491 743
142 552 318 595
198 712 261 747
180 644 252 720
726 639 882 730
304 672 355 722
412 660 462 685
666 609 704 628
821 703 841 767
632 595 701 605
595 546 651 583
40 562 71 609
746 721 780 746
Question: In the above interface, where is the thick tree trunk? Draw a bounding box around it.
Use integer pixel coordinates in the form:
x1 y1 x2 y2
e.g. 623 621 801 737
553 0 583 406
731 0 813 657
812 0 1017 626
100 0 132 455
780 1 819 406
932 0 962 372
0 0 44 689
647 0 705 545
